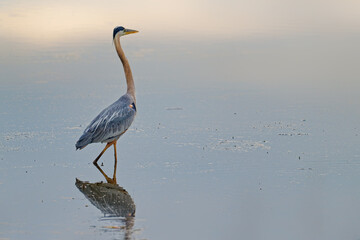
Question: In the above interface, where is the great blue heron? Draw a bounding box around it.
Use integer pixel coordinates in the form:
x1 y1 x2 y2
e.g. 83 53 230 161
76 26 138 183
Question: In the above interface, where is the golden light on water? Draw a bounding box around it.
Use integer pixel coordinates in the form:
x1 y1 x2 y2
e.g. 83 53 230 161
0 2 110 43
0 0 360 44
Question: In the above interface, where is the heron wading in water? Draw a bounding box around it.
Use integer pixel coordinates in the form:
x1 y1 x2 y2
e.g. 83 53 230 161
76 26 138 183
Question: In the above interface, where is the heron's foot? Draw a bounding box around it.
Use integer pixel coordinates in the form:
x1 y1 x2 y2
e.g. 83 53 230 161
106 177 117 185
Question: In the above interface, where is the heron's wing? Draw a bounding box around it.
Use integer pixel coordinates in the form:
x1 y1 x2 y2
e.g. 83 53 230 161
86 103 136 143
76 96 136 149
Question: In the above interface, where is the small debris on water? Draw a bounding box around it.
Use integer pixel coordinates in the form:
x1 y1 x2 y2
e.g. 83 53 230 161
103 226 124 229
166 107 183 111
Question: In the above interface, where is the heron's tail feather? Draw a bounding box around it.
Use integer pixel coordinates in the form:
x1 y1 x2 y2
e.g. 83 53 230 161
75 132 92 150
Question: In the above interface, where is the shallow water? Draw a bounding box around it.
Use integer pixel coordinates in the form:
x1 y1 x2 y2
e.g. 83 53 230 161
1 1 360 239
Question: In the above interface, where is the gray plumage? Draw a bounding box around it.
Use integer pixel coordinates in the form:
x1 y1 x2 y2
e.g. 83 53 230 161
76 93 136 150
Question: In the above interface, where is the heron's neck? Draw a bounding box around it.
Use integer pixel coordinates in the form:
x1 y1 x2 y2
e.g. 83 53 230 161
114 36 136 101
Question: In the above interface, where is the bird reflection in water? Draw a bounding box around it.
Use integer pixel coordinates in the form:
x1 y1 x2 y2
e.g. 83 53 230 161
75 163 136 239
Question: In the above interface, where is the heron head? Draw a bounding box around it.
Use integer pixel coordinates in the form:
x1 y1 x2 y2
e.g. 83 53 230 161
113 26 139 39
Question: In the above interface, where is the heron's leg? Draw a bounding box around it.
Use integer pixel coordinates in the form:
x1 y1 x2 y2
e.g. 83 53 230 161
93 142 112 165
112 140 118 183
93 161 114 184
92 142 115 183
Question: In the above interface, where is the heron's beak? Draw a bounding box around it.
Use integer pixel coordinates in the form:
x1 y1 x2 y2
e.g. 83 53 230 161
124 29 139 35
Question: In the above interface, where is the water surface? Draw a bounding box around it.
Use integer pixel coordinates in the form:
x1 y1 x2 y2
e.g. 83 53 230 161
1 1 360 239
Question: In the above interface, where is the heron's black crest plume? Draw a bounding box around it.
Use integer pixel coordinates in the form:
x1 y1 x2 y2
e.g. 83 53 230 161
113 26 125 39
